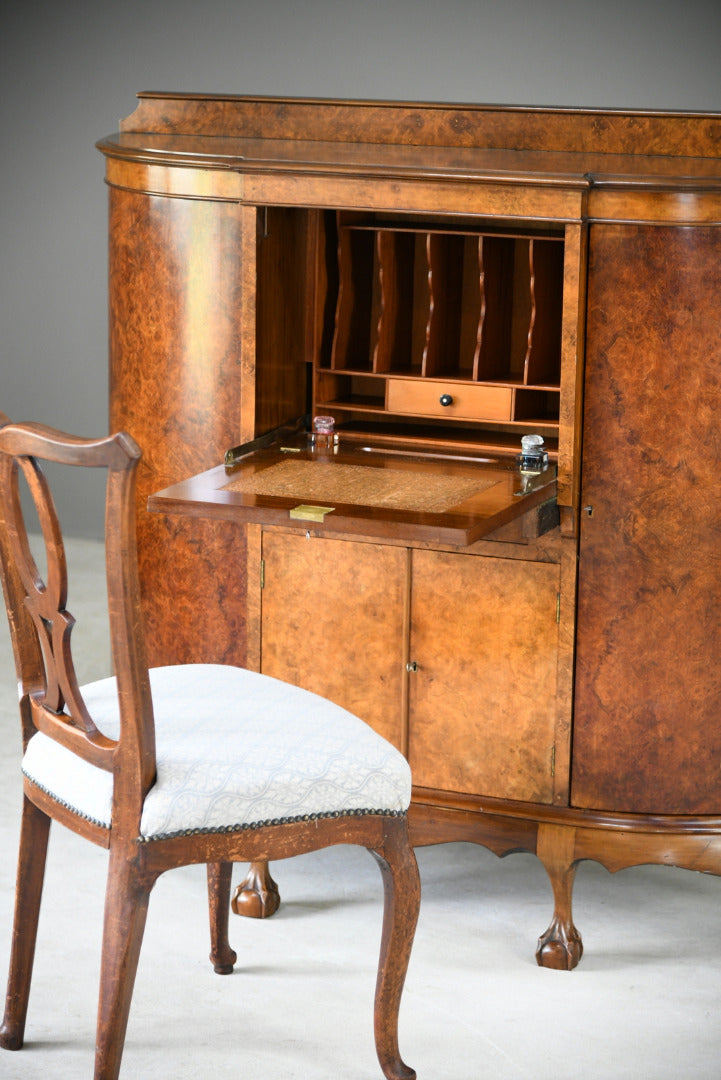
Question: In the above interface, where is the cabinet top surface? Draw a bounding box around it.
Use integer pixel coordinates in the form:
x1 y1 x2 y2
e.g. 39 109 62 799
97 92 721 191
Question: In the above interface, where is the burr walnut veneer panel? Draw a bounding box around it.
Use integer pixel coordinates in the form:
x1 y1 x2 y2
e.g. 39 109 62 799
259 532 408 751
573 225 721 814
109 188 248 666
409 550 560 803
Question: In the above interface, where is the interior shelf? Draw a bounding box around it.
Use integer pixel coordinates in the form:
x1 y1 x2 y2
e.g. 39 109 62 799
318 216 564 438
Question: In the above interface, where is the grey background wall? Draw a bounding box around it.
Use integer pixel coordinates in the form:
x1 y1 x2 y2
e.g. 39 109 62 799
1 0 720 536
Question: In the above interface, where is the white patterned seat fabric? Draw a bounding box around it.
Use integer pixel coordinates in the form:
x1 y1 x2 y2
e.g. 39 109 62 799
22 664 412 841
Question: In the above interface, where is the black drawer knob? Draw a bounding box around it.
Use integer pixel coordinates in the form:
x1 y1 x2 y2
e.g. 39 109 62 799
439 393 453 407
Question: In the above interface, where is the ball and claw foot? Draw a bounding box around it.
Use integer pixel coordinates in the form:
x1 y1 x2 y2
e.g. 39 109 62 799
535 916 584 970
231 861 281 919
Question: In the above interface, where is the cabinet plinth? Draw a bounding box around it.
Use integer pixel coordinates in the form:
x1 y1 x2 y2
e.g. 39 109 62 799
100 93 721 968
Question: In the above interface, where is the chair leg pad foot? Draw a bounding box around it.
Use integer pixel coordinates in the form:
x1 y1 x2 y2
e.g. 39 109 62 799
212 963 235 975
0 1023 24 1051
382 1065 416 1080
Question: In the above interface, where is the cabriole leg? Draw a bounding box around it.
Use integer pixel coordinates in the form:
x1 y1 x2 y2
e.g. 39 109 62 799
370 818 420 1080
535 823 583 970
207 861 237 973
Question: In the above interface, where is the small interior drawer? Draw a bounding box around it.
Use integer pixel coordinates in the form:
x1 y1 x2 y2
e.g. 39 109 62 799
386 379 513 422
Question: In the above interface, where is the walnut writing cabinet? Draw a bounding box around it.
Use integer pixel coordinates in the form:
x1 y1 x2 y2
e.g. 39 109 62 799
98 94 721 968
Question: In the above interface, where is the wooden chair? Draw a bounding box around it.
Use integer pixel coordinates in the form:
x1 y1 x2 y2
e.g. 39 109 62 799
0 416 419 1080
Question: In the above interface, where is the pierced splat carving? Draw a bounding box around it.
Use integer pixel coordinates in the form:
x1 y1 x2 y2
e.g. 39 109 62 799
0 450 115 767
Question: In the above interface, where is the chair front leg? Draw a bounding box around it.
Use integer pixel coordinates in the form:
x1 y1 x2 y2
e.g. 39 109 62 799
369 817 420 1080
0 795 51 1051
207 862 237 974
94 845 155 1080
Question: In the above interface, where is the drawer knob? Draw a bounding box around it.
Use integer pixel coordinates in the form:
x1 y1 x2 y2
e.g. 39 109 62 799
439 393 453 407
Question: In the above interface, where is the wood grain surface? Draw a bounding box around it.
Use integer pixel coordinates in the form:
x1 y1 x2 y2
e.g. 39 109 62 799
408 549 560 803
573 224 721 814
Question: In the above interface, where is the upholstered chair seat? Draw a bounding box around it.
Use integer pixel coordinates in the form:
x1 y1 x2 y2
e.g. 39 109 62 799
22 663 412 840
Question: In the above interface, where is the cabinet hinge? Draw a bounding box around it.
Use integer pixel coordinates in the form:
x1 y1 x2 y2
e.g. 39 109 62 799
556 592 561 623
260 559 265 589
550 745 556 777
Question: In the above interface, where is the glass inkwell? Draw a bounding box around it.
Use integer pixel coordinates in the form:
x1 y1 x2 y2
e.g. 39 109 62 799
518 434 549 475
310 415 338 453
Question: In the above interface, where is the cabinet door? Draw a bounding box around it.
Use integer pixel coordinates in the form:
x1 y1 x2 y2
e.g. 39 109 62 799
573 224 721 814
110 189 249 668
259 532 408 749
408 549 560 803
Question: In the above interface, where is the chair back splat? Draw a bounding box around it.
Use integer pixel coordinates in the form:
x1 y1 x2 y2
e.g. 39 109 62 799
0 417 153 839
0 415 420 1080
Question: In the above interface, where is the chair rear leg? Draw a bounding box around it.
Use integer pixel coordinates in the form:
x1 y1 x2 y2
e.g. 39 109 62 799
0 795 51 1051
94 846 154 1080
370 817 420 1080
207 861 237 974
